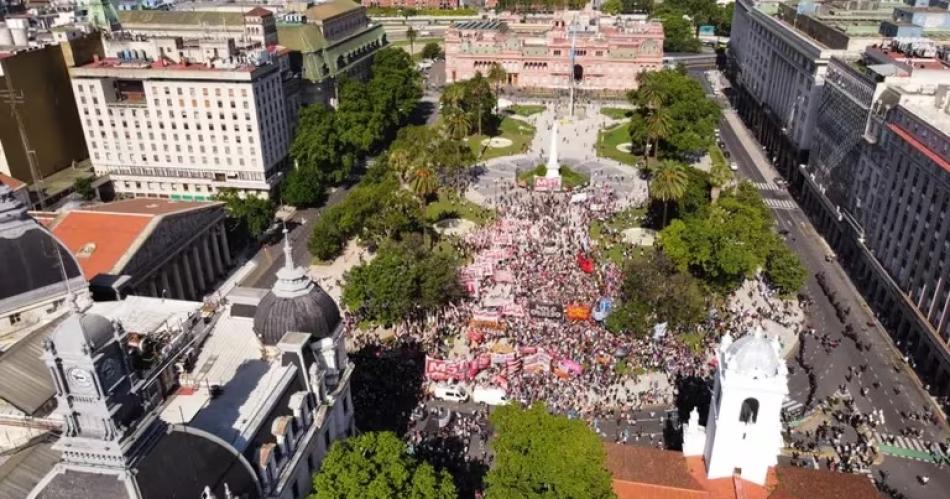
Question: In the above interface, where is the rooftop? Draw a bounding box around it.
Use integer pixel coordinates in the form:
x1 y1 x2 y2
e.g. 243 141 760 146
306 0 362 21
76 56 261 74
87 296 200 336
160 311 292 452
604 443 880 499
0 173 26 191
49 199 218 279
117 9 246 27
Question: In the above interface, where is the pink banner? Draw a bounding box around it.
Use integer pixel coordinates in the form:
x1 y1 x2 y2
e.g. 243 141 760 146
558 359 584 375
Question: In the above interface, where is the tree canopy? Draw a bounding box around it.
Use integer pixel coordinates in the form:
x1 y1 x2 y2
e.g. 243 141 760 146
312 432 456 499
289 47 421 206
657 10 701 53
765 242 808 296
342 236 463 324
440 72 497 137
606 251 707 336
421 41 443 60
485 404 614 499
627 69 720 160
658 183 785 291
215 189 275 238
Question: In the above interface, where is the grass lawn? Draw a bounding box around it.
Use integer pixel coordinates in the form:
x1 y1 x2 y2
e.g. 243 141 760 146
589 206 649 264
516 164 589 191
391 37 441 54
679 330 707 355
509 104 545 117
601 107 633 120
597 123 640 166
467 117 535 160
424 191 495 225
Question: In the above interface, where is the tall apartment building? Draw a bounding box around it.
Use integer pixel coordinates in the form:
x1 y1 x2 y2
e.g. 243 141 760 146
70 8 295 200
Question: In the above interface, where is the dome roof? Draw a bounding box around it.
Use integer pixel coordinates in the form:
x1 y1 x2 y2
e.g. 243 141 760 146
0 185 84 313
723 327 782 378
252 232 341 345
49 313 116 353
33 424 260 499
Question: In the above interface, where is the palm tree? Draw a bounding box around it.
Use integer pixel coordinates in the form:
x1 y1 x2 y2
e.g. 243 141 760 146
442 84 465 115
406 26 418 57
389 148 413 183
650 160 689 227
645 107 672 169
443 109 471 141
488 63 507 105
409 163 438 202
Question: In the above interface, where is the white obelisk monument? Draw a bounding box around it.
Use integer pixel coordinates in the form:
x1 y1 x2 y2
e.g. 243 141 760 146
545 119 561 179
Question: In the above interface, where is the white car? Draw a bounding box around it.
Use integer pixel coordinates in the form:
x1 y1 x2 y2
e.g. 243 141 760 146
432 384 469 403
472 386 510 406
730 162 739 172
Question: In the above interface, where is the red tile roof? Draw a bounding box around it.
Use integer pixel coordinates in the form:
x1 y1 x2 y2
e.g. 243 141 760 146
0 172 27 191
244 6 273 17
888 122 950 173
604 444 879 499
51 212 154 279
48 198 221 279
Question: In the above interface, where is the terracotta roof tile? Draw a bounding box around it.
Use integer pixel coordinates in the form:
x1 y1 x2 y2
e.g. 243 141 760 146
82 198 219 216
0 173 26 191
51 212 154 279
605 444 707 492
768 465 880 499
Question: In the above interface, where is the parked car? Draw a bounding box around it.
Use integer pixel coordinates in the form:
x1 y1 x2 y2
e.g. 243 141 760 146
472 386 510 406
730 162 739 171
432 384 469 403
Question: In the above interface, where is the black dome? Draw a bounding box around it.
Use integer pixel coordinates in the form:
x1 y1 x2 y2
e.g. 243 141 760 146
252 286 341 345
0 184 83 312
34 425 260 499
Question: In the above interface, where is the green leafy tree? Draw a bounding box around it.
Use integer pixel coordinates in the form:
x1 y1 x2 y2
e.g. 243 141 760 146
645 107 672 167
765 243 807 296
601 0 621 14
311 432 456 499
628 69 720 159
215 189 275 238
657 10 701 53
290 103 356 185
607 251 706 336
443 109 471 141
409 163 438 202
485 404 614 499
73 176 95 201
282 166 326 207
708 158 732 203
658 183 779 290
342 237 462 324
650 160 689 226
440 73 496 137
420 41 443 60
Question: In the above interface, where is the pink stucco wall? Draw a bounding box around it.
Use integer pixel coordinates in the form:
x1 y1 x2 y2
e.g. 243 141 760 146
444 13 664 92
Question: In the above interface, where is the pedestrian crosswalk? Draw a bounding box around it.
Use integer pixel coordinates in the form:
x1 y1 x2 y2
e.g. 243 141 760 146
764 198 797 210
782 397 805 419
871 431 931 453
751 181 783 192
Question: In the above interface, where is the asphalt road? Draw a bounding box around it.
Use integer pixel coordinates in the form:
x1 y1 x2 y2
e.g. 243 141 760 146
715 87 950 497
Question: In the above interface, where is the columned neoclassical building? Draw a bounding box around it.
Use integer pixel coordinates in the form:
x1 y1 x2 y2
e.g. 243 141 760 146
444 9 664 93
44 198 232 302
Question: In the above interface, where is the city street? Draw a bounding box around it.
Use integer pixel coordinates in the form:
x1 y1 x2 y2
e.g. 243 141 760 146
717 96 950 497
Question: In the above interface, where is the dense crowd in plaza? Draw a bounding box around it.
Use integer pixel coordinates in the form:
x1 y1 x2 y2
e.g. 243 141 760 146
348 178 806 428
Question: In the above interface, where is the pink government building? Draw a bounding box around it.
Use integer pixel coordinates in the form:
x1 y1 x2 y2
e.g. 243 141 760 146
444 10 664 93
